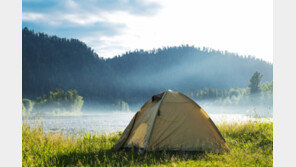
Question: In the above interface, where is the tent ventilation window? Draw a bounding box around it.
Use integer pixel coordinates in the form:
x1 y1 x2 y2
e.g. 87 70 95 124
152 92 164 102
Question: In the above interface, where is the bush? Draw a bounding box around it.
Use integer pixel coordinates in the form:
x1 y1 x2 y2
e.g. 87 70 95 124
33 89 84 115
22 99 34 116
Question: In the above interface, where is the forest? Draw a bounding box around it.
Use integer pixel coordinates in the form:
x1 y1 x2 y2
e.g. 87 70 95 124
22 28 273 109
22 74 272 115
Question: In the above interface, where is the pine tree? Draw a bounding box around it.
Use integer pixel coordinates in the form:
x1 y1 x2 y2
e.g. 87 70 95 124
248 71 263 94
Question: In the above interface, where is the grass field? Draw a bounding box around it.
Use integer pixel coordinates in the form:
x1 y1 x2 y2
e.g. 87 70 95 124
22 121 273 166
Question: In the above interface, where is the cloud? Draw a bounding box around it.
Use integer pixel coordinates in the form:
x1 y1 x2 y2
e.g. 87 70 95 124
23 19 126 39
22 0 162 57
60 0 162 16
22 0 272 62
23 0 162 18
22 12 44 21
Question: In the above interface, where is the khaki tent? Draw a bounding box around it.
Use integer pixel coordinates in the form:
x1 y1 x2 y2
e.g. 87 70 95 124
113 90 229 152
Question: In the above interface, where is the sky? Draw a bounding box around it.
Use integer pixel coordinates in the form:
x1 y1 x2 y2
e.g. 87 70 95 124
23 0 273 63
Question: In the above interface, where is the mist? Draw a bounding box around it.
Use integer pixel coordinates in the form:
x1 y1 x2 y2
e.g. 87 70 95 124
80 91 272 118
22 29 273 134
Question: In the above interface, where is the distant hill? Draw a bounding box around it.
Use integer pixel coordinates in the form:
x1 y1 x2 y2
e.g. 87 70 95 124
22 28 273 105
22 28 122 104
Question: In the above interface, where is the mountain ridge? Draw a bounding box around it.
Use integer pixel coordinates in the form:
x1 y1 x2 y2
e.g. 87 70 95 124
22 28 273 104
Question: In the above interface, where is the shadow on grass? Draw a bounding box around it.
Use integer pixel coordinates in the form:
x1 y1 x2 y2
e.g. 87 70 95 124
55 149 207 166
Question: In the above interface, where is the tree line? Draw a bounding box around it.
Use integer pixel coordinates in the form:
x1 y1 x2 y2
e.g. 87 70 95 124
22 71 272 115
185 72 273 107
22 28 273 106
22 89 84 116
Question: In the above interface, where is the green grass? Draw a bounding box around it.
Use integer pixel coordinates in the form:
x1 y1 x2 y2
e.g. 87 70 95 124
22 121 273 167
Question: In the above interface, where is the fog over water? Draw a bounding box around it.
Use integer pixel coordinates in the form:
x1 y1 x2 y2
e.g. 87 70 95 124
24 101 272 134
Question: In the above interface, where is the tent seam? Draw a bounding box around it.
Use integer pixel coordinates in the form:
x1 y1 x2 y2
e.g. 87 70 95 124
145 91 167 150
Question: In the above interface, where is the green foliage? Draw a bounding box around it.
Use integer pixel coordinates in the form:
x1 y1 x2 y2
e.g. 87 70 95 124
248 71 263 94
34 89 84 115
259 82 273 108
22 121 273 166
261 81 273 92
22 99 34 116
185 81 273 107
113 100 130 112
23 28 273 105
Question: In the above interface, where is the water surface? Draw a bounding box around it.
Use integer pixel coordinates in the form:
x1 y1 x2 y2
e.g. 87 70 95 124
24 110 272 134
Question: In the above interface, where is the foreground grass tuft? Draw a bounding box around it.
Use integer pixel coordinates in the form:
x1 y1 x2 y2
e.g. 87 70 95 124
23 121 272 166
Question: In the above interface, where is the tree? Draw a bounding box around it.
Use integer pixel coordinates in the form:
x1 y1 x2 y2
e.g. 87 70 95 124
248 71 263 94
22 98 34 116
261 81 273 93
114 100 130 112
34 89 84 115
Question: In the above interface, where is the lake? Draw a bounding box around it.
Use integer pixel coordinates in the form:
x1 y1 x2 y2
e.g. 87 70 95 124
23 110 272 134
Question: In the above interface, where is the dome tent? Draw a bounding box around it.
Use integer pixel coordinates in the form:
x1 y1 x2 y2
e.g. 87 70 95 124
113 90 229 152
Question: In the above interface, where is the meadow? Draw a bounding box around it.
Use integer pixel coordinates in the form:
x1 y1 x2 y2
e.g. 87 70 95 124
22 120 272 167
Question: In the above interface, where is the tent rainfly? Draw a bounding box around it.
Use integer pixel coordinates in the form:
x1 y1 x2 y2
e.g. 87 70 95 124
113 90 230 152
